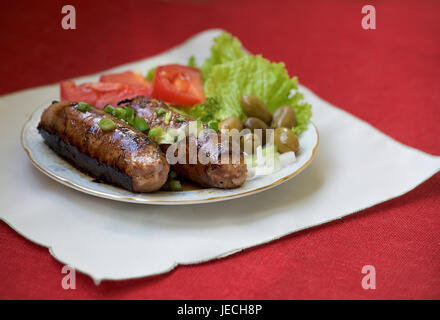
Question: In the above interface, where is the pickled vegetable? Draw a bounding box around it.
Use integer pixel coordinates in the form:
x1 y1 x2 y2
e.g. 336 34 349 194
241 95 272 124
272 105 296 129
271 127 299 153
218 117 243 132
243 117 268 130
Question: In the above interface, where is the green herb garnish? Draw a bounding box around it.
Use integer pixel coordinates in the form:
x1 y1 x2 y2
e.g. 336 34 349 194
168 171 177 179
98 118 116 131
162 170 182 191
169 180 182 191
146 67 156 82
176 116 186 123
148 126 164 139
164 111 172 125
123 106 135 125
155 107 166 117
113 107 126 119
76 102 92 112
134 115 149 132
174 97 221 131
162 178 183 192
103 105 115 114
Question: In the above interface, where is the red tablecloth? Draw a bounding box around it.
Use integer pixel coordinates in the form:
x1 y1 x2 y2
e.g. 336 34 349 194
0 0 439 299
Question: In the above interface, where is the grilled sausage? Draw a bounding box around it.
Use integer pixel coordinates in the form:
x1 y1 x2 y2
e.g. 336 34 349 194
122 97 247 189
38 101 169 192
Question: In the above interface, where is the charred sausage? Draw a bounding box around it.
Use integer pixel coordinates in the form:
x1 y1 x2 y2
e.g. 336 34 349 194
38 101 169 192
123 97 247 189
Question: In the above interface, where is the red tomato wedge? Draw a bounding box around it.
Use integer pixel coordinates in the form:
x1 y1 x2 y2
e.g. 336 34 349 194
60 80 152 109
100 71 152 88
152 65 205 106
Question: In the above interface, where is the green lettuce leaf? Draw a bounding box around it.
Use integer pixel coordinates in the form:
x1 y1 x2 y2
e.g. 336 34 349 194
201 33 311 135
187 55 199 68
201 32 245 79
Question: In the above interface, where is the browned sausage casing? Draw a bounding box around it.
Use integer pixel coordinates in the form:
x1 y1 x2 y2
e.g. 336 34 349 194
38 101 169 192
124 97 247 189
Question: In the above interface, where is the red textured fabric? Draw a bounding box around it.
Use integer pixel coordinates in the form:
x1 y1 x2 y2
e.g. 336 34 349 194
0 0 439 299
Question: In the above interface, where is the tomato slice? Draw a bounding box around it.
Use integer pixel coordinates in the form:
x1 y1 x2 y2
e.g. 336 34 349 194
60 81 99 105
60 80 152 109
100 71 152 88
152 64 205 106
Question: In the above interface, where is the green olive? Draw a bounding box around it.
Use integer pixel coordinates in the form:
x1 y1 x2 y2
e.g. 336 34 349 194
271 105 296 129
271 127 299 153
241 95 272 124
243 117 268 130
218 117 243 133
244 117 268 145
240 133 261 154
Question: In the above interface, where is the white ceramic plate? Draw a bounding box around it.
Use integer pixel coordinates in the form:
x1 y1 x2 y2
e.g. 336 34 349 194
22 102 319 205
21 102 318 205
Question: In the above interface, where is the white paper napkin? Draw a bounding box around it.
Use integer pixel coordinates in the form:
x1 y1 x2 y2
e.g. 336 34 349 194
1 29 439 281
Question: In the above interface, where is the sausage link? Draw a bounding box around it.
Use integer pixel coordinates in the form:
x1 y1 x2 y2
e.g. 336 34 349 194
124 97 247 189
38 101 169 192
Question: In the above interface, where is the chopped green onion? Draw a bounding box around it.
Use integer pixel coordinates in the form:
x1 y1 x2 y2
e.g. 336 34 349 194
148 126 164 139
164 112 172 125
98 118 116 131
161 179 183 192
122 106 135 126
176 116 186 123
146 67 156 82
103 105 115 114
169 180 182 191
113 107 126 119
76 102 92 112
168 171 177 179
134 115 149 132
126 118 135 126
155 107 166 117
123 106 135 121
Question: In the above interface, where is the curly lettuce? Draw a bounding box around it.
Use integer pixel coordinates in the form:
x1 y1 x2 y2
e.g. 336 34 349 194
201 32 245 78
201 32 311 135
